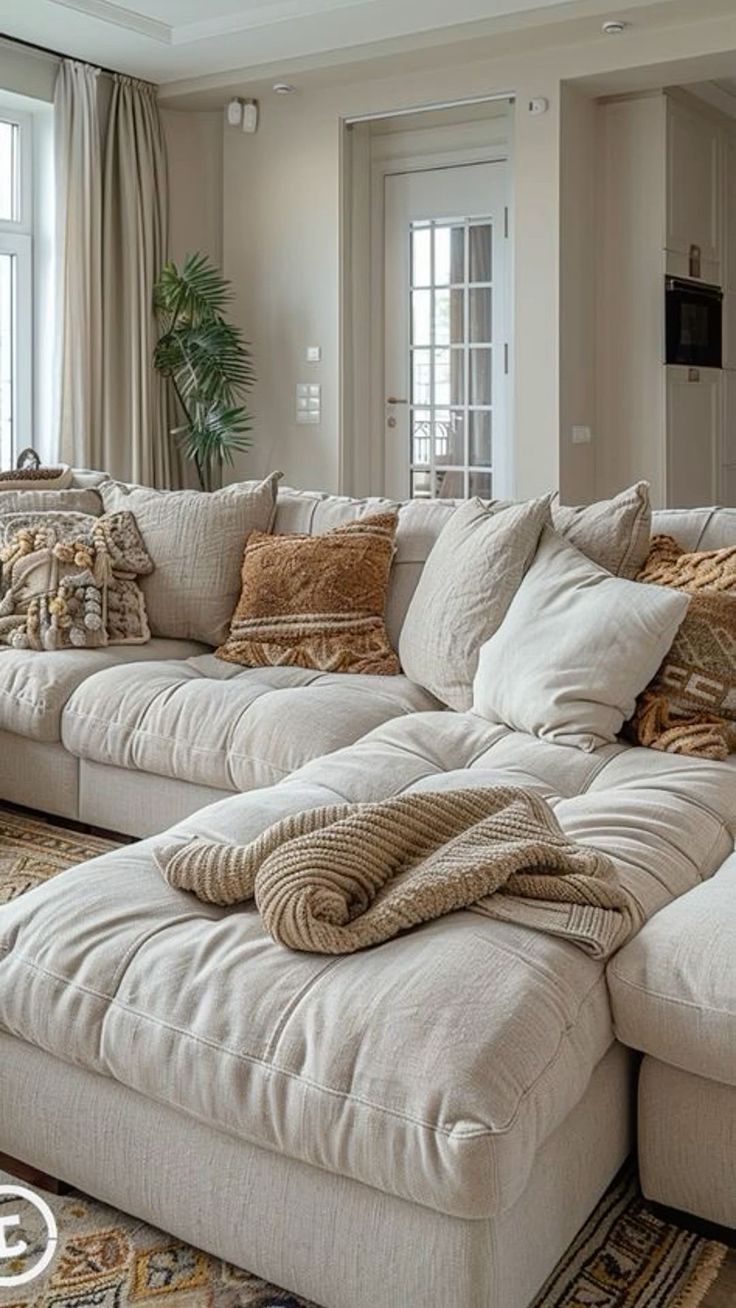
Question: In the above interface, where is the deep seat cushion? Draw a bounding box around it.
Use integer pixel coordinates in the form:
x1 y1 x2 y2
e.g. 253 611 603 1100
608 851 736 1088
0 639 206 742
61 654 438 791
0 714 733 1222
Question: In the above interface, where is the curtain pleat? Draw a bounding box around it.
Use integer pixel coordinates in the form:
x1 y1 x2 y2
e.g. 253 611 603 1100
54 62 174 487
54 61 103 469
101 77 172 488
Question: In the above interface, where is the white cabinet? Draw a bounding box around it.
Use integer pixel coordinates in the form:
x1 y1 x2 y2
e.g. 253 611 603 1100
667 97 721 281
721 368 736 504
666 366 721 507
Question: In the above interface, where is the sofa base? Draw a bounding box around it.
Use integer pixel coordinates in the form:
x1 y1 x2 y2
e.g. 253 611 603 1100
0 1034 632 1308
79 758 230 837
639 1057 736 1230
1 732 80 819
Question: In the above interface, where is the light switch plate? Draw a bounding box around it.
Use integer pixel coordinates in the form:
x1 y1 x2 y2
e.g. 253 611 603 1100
571 425 592 445
306 346 321 363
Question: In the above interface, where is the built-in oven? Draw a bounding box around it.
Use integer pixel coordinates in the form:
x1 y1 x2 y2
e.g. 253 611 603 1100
665 276 723 368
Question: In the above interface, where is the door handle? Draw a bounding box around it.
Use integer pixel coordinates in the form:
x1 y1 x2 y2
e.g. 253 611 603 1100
386 397 408 405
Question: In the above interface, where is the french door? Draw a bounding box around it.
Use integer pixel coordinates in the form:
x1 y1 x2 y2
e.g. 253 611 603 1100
383 161 510 501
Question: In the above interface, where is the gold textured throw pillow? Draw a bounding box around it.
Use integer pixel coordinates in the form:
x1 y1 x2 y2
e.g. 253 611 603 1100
628 535 736 759
216 510 400 674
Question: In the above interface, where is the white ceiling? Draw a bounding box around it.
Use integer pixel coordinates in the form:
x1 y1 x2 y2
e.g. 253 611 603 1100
0 0 704 89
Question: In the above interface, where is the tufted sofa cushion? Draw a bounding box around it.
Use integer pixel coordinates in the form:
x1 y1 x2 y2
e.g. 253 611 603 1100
61 654 438 791
0 713 732 1222
608 851 736 1088
0 639 206 742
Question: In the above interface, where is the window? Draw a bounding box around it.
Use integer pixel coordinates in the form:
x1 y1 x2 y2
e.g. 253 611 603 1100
0 109 32 468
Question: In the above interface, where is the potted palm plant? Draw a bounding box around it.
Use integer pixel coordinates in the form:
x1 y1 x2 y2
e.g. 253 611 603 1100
153 253 255 491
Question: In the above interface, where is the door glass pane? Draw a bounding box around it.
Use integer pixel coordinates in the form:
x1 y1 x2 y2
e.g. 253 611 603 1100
470 349 492 405
469 470 492 499
436 469 466 498
434 226 451 286
469 224 492 282
411 290 432 346
0 253 15 468
433 349 465 407
411 410 431 466
469 411 492 466
469 289 492 344
434 411 464 466
411 349 431 406
408 216 494 500
0 122 17 222
450 227 465 284
411 226 431 287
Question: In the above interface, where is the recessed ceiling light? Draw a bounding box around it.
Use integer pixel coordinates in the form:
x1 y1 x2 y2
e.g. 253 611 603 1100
273 83 297 95
602 19 628 34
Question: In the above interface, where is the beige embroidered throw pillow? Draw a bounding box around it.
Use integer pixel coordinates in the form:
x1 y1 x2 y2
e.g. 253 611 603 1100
216 511 400 674
472 527 690 752
101 473 281 647
398 495 552 709
628 535 736 759
0 511 154 650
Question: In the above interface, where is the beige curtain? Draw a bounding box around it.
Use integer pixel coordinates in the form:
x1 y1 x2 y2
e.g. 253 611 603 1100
101 76 172 487
54 61 103 469
55 64 174 486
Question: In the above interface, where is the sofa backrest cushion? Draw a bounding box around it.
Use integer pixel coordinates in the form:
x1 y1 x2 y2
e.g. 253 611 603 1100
101 473 281 647
398 495 552 710
0 487 103 516
652 507 736 550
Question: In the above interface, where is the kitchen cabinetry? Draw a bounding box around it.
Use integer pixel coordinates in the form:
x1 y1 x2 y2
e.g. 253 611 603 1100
666 97 721 281
595 90 736 507
666 367 721 507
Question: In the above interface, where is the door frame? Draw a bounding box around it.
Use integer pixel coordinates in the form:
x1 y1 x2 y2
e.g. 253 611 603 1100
340 105 513 497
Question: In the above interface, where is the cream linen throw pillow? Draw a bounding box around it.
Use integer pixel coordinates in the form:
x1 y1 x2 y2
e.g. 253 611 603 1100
472 527 690 751
398 495 552 710
101 473 281 647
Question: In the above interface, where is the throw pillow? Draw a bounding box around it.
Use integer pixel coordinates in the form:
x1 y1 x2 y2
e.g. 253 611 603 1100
216 510 400 674
100 473 281 647
627 535 736 759
398 495 552 710
552 481 652 579
472 526 690 752
0 511 154 650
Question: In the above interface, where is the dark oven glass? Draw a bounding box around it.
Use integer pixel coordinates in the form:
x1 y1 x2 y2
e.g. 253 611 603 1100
665 277 722 368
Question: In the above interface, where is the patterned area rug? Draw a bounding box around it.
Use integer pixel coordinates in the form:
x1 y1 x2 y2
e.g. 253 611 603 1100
0 806 733 1308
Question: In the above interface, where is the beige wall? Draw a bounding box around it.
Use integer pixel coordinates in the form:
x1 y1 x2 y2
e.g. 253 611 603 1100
559 83 598 504
220 6 736 499
223 58 561 495
161 109 223 267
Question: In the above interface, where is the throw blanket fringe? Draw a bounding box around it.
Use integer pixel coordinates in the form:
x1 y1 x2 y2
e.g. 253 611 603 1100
155 786 637 957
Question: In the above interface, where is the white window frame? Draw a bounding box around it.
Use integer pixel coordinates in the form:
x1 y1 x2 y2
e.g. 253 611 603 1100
0 107 33 465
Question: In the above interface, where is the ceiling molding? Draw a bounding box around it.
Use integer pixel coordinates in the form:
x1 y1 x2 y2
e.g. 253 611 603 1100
172 0 373 47
50 0 172 44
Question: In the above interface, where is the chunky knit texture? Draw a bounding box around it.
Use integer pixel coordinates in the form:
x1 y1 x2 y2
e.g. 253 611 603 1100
629 535 736 759
155 786 634 957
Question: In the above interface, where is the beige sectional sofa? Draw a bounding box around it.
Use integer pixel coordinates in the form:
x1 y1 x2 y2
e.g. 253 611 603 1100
0 482 734 1308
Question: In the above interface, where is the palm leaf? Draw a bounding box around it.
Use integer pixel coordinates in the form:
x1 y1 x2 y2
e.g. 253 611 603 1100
152 253 255 490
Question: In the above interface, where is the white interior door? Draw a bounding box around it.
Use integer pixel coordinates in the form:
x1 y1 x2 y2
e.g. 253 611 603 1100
384 162 510 501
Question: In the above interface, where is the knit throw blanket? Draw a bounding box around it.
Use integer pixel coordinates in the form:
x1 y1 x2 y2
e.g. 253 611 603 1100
155 787 638 958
